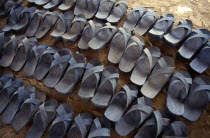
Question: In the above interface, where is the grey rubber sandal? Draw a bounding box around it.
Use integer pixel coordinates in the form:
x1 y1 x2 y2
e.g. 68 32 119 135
58 0 76 11
119 35 145 72
84 0 101 19
141 56 175 99
74 0 87 16
104 84 138 122
130 46 161 86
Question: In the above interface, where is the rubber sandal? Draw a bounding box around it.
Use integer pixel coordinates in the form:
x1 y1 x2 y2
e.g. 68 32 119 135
106 0 128 24
123 7 146 32
0 35 18 67
134 110 171 138
178 29 210 59
55 53 86 94
0 78 23 113
62 14 87 42
1 85 35 125
190 42 210 73
74 0 87 16
23 44 49 77
68 112 93 138
166 70 192 116
130 46 161 86
33 47 58 80
84 0 101 19
35 0 50 6
44 48 72 88
95 0 116 20
89 24 117 50
47 103 74 138
2 6 24 32
78 20 104 50
58 0 76 11
88 116 111 138
0 73 14 91
141 56 175 99
26 99 58 138
162 121 189 138
51 11 74 39
12 7 36 31
25 10 46 37
78 59 104 99
115 97 153 136
104 84 138 122
119 35 145 72
35 11 58 39
43 0 62 10
91 66 119 108
11 92 46 132
134 10 159 36
149 14 175 39
163 19 193 47
10 37 37 71
183 75 210 121
108 28 130 64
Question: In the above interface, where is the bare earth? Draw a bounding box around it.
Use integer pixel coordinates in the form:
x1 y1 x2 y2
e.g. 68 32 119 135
0 0 210 138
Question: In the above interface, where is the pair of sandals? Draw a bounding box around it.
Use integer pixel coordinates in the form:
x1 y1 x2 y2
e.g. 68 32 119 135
77 60 119 108
123 7 159 35
167 70 210 121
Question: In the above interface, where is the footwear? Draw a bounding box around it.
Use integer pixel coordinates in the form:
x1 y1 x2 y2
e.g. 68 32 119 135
58 0 76 11
74 0 87 16
43 0 62 10
84 0 101 19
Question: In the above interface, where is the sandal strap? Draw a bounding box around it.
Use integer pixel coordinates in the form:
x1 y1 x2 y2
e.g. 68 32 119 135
68 62 86 71
100 72 119 87
82 65 104 82
50 54 71 68
192 85 210 94
93 118 102 128
88 20 97 37
58 13 68 31
122 85 138 107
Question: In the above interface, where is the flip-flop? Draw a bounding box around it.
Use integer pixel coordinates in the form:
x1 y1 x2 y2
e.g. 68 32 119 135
95 0 116 20
108 27 131 64
141 56 175 99
134 110 171 138
11 92 46 132
91 66 119 108
178 29 210 59
104 84 138 122
0 78 23 113
43 0 62 9
74 0 87 16
62 14 87 42
10 37 37 71
58 0 76 11
134 10 159 36
35 0 50 6
26 100 58 138
84 0 101 19
166 70 192 116
47 103 74 138
55 53 86 94
123 7 146 32
115 97 153 136
25 10 46 38
162 121 189 138
44 48 72 88
50 11 74 39
78 20 104 50
33 47 58 80
130 46 161 86
23 44 49 77
35 11 58 39
1 85 35 125
2 6 24 32
183 75 210 121
89 24 117 50
163 19 193 47
88 116 111 138
119 35 145 72
12 7 36 31
68 112 93 138
0 35 18 67
78 59 104 99
190 42 210 73
106 0 128 24
149 14 175 39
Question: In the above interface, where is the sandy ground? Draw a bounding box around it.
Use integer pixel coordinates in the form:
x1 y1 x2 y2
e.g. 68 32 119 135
0 0 210 138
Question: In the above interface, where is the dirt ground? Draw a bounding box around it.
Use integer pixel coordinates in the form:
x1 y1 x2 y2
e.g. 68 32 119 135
0 0 210 138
